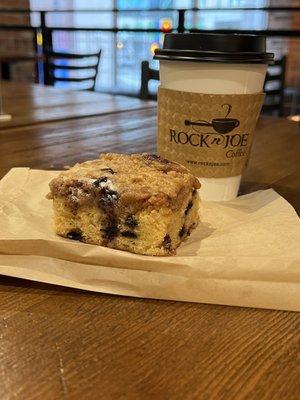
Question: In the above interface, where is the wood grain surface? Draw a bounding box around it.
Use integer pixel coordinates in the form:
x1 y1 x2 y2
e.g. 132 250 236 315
0 84 299 400
0 82 155 128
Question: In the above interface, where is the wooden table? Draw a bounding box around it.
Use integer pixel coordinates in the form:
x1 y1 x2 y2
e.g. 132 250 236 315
0 82 155 128
0 84 299 400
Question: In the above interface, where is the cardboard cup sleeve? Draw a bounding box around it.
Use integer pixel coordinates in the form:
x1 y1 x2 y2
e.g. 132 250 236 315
157 87 265 178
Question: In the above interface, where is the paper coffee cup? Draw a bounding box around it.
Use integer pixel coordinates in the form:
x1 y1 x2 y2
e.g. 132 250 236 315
154 33 274 201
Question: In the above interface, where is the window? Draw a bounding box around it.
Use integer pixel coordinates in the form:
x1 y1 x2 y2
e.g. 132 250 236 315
31 0 298 95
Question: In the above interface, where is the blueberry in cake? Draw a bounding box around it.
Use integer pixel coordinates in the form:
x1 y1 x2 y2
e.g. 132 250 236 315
47 153 200 256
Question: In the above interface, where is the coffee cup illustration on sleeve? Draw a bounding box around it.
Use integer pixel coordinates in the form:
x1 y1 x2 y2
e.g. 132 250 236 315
185 104 240 135
154 33 274 201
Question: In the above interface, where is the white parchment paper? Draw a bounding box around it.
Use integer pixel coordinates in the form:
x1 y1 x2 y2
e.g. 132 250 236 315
0 168 299 311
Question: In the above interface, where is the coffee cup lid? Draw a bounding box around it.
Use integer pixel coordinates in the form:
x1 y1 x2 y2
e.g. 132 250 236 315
154 33 274 64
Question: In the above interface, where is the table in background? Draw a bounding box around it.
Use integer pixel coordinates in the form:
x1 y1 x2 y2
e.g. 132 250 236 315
0 84 299 400
0 82 155 128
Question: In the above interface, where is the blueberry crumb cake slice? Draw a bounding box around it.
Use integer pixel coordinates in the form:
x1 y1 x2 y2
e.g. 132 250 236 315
47 153 200 256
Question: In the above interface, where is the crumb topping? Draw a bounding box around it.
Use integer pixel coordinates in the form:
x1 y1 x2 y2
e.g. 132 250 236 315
48 153 200 211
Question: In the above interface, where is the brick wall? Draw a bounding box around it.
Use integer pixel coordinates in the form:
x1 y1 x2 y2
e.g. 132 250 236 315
0 0 35 82
268 0 300 88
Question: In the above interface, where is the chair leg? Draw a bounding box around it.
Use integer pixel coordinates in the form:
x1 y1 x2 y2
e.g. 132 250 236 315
1 62 11 80
140 61 150 100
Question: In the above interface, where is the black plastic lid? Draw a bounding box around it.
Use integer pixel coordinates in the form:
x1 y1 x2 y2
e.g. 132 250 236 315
154 33 274 64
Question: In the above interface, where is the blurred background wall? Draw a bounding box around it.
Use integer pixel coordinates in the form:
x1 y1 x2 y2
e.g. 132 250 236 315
0 0 35 82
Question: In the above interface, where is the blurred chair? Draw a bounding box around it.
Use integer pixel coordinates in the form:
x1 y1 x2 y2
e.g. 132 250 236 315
262 56 286 116
140 61 159 100
139 58 287 114
44 49 101 91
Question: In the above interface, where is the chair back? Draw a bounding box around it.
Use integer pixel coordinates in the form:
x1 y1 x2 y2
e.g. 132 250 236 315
45 49 101 91
140 61 159 100
262 56 286 116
